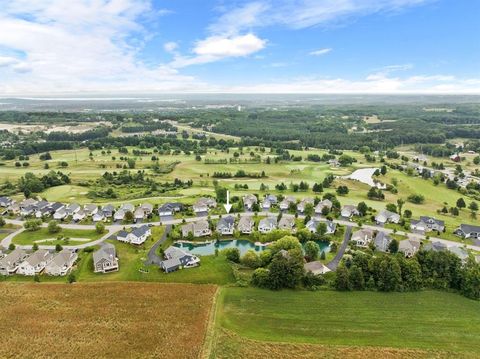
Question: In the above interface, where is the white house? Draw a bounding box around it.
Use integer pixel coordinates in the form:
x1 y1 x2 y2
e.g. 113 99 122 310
315 199 333 215
375 210 400 225
181 220 212 238
398 239 421 258
127 225 151 245
351 228 375 247
53 208 68 221
341 205 359 219
237 216 254 234
0 248 28 275
17 250 54 276
258 217 277 233
73 210 86 222
217 216 235 235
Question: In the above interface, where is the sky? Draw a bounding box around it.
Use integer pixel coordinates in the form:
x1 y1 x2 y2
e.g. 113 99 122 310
0 0 479 95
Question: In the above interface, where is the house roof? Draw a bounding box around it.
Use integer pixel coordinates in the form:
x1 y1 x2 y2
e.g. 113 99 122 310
93 243 116 264
217 216 235 229
117 230 128 239
131 225 150 238
458 224 480 234
304 261 330 275
23 249 53 267
47 250 76 269
238 216 254 228
259 217 277 227
0 248 27 267
374 232 392 252
419 216 445 227
278 216 295 228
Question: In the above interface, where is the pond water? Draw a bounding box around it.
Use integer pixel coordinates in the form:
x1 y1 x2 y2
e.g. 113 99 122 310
344 167 386 189
174 239 330 256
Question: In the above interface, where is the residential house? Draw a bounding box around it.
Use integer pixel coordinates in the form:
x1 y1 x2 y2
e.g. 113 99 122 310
448 246 469 264
261 198 272 211
217 216 235 235
53 208 68 221
161 246 200 273
398 239 421 258
193 197 216 215
375 210 400 225
140 203 153 216
351 228 375 247
265 194 277 204
113 209 126 222
116 230 129 243
341 205 359 219
258 217 277 233
410 216 445 233
134 207 145 223
158 202 183 217
49 202 65 214
454 224 480 240
243 194 258 211
279 196 295 211
120 203 135 214
237 216 254 234
297 198 314 214
92 212 105 223
84 204 98 217
373 232 392 252
278 216 295 231
314 199 333 215
423 241 447 252
181 220 212 238
0 196 12 207
34 200 50 218
66 203 81 216
304 261 331 275
0 248 28 275
102 204 115 218
17 249 54 276
93 243 119 273
45 249 78 276
305 219 336 234
127 225 151 245
73 210 86 222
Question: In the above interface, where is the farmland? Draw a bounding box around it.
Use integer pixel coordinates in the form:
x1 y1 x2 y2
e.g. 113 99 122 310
0 282 216 359
212 287 480 357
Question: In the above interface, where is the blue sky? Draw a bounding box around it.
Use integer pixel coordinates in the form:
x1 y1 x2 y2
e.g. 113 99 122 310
0 0 478 94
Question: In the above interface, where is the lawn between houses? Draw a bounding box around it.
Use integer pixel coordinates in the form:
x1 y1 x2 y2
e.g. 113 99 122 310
212 287 480 357
11 227 104 246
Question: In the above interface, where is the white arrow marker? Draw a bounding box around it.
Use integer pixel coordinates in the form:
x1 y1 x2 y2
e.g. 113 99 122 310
224 190 232 213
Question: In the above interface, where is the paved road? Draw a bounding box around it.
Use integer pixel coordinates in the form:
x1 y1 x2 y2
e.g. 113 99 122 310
326 225 352 271
144 224 172 266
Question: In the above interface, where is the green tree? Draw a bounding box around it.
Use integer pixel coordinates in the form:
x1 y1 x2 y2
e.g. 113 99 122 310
251 268 270 288
224 248 240 263
269 236 302 255
48 220 61 234
24 219 42 232
55 243 63 252
32 243 39 251
304 241 320 261
0 217 5 227
241 250 261 269
357 201 368 216
388 238 399 253
335 266 351 291
469 201 478 212
397 198 405 216
456 198 466 209
95 221 105 234
267 249 305 290
349 265 365 290
124 210 134 222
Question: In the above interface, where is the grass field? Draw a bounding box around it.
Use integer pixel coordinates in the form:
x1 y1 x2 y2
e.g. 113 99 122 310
0 282 216 358
214 288 480 357
12 227 104 246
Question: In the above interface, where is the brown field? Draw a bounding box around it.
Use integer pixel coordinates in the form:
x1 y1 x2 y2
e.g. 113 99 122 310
0 282 216 359
210 329 461 359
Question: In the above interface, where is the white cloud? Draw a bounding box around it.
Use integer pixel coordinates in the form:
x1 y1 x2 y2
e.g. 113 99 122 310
309 48 332 56
171 33 266 68
0 0 207 94
222 73 480 94
164 41 178 53
210 0 434 32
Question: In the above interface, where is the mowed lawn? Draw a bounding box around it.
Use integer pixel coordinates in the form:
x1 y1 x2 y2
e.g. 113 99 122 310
12 227 104 246
0 282 216 359
216 288 480 355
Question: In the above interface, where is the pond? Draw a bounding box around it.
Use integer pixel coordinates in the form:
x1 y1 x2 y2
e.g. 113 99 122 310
174 239 330 257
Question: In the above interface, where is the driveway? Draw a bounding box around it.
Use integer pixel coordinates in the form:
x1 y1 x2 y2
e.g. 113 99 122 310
144 224 172 266
326 225 352 271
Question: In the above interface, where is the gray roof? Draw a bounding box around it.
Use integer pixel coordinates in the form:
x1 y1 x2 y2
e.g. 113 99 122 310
93 243 117 265
0 248 27 267
131 225 150 238
457 224 480 235
23 249 53 267
423 241 447 252
259 217 277 227
217 216 235 229
49 250 76 268
419 216 445 227
374 232 392 252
